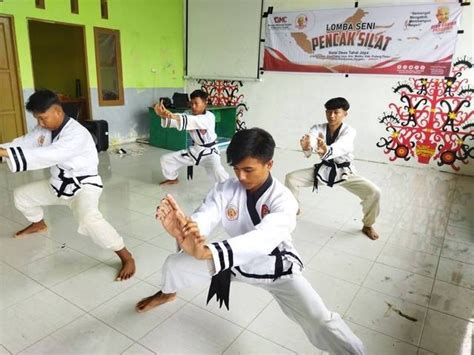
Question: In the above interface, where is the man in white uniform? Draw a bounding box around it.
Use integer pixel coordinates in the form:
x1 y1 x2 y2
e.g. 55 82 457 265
285 97 381 240
136 128 365 354
154 89 229 185
0 90 135 280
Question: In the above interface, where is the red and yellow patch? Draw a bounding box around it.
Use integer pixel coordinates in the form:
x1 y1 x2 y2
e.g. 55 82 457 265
226 205 238 221
261 204 270 218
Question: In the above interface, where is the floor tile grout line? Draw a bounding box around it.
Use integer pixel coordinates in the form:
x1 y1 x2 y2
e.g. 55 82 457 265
346 317 422 348
413 190 452 349
16 313 87 353
342 258 376 319
345 319 426 351
121 341 157 355
235 300 300 354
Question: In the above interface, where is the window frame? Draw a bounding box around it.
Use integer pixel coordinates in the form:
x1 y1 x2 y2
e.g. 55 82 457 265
35 0 45 9
93 27 124 106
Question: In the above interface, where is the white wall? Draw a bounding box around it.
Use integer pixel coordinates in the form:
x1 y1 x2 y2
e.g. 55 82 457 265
186 0 474 176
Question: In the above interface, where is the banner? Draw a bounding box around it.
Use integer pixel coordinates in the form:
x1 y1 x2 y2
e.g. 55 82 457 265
264 3 462 76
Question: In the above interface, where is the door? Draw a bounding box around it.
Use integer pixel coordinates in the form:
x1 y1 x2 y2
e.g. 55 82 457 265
0 16 25 143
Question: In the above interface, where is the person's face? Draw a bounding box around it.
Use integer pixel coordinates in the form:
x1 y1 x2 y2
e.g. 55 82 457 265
190 97 207 115
232 157 273 192
325 108 347 127
436 9 449 23
34 104 64 130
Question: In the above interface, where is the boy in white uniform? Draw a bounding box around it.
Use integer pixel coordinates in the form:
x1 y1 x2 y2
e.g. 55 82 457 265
285 97 381 240
0 90 135 280
154 89 229 185
136 128 365 354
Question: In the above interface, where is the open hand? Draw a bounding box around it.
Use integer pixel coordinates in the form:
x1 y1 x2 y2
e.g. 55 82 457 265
300 134 311 151
154 100 171 119
156 194 187 240
316 133 328 156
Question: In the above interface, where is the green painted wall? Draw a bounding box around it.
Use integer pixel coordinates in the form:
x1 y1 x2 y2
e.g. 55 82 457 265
0 0 184 89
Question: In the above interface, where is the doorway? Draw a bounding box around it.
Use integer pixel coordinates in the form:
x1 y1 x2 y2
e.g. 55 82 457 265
0 16 26 144
28 20 91 122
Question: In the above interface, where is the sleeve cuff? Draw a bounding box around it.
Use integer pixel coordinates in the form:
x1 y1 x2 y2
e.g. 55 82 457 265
6 147 27 172
206 258 216 276
206 240 234 275
177 114 187 131
161 118 172 128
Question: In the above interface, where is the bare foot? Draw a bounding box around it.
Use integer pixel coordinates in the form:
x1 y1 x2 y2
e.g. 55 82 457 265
362 226 379 240
136 291 177 313
14 220 48 238
115 248 135 281
159 179 179 185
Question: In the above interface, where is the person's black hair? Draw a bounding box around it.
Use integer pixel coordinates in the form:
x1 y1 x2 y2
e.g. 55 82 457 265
190 89 208 102
26 89 61 114
226 128 275 166
325 97 350 111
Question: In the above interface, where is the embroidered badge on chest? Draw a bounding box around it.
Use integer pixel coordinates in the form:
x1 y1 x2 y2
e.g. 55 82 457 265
261 204 270 218
38 135 45 146
225 204 239 220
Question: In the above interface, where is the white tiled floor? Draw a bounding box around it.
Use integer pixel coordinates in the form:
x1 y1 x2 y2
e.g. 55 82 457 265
0 143 473 355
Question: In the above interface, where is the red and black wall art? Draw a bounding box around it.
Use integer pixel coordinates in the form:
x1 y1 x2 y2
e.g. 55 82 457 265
377 56 474 171
198 80 248 131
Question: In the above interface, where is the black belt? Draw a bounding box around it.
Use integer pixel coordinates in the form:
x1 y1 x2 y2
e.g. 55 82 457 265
197 140 217 148
206 247 303 310
313 160 351 190
183 141 218 180
54 168 98 197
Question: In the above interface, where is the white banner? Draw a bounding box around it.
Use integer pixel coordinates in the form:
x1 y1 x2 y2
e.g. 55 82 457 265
264 3 462 76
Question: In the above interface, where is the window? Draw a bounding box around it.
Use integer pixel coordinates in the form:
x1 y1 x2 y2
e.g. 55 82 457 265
35 0 45 9
94 27 124 106
100 0 108 19
71 0 79 14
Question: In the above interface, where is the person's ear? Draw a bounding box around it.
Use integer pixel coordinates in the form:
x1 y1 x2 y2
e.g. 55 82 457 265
266 159 274 170
53 104 63 117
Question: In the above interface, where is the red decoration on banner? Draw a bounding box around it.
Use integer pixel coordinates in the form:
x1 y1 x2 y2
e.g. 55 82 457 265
377 56 474 171
198 80 248 131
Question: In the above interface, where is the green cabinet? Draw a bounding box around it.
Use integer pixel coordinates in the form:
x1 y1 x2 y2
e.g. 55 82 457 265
149 106 237 151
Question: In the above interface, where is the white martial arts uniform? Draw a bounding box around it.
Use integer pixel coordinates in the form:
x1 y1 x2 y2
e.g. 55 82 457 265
285 123 381 226
159 110 229 183
0 117 125 251
160 176 365 354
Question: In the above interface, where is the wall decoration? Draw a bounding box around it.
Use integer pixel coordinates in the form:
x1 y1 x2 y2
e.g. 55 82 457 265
198 80 248 131
264 3 462 76
376 56 474 171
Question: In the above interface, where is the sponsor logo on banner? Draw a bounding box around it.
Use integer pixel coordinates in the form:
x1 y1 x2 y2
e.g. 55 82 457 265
295 14 308 30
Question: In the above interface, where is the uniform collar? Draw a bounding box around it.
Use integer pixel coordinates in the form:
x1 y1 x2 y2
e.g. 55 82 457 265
326 123 343 145
246 174 273 226
52 115 71 141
